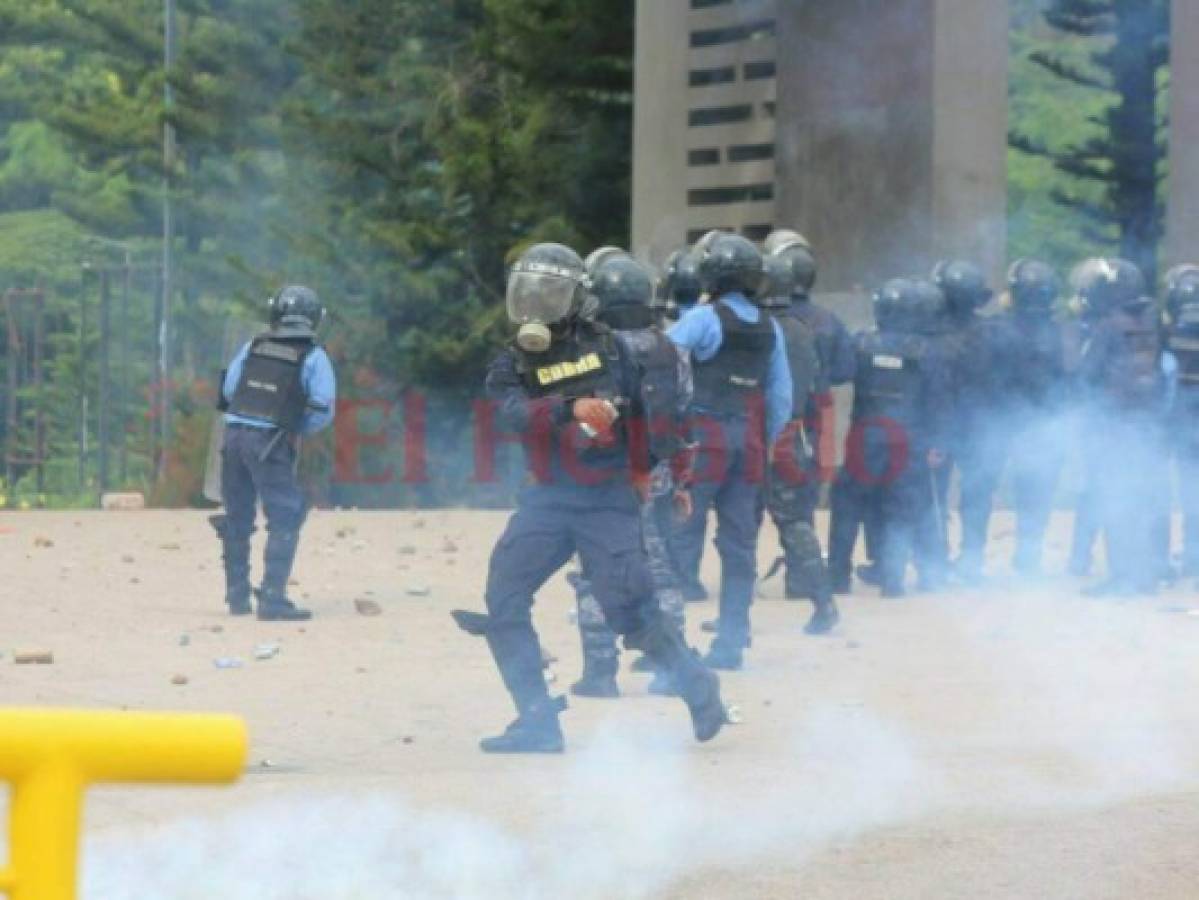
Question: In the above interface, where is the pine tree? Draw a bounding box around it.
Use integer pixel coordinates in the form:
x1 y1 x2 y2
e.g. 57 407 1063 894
1009 0 1170 283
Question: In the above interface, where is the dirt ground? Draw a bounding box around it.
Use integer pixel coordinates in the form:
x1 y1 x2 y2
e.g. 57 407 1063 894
1 508 1198 899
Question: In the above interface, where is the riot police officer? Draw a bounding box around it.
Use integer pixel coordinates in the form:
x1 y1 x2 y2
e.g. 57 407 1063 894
1077 258 1167 595
827 279 951 597
763 230 855 487
568 253 694 698
1002 259 1069 576
930 259 1003 584
1164 265 1199 577
758 248 840 635
1065 257 1115 576
215 285 336 620
453 243 726 753
668 233 793 670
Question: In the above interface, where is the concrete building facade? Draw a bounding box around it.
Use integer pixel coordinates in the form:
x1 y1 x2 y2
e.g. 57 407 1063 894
632 0 1197 288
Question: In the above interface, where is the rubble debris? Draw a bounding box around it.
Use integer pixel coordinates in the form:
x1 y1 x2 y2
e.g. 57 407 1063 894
171 674 189 686
441 538 458 553
213 657 244 669
100 492 145 511
726 705 744 725
122 555 136 564
159 542 182 551
254 643 281 661
33 536 53 549
14 650 53 665
179 634 191 647
399 545 417 555
355 599 383 617
413 518 426 529
405 584 432 598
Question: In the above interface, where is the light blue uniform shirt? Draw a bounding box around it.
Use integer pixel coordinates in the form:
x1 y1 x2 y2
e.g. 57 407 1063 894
668 293 793 444
222 341 337 436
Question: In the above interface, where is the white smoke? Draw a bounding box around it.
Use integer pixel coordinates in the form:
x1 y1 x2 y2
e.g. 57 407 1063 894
81 708 931 900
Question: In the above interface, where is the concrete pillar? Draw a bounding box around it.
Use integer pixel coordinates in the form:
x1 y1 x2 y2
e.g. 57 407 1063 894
1168 0 1199 268
774 0 1008 292
631 0 691 264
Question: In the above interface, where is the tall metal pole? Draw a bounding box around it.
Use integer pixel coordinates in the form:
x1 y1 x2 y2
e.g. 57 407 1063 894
119 253 130 485
158 0 177 481
98 268 111 495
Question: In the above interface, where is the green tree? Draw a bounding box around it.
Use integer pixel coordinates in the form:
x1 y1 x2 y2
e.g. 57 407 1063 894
1009 0 1170 282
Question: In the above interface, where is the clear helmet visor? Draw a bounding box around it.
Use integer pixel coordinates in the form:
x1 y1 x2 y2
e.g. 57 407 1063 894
505 271 577 327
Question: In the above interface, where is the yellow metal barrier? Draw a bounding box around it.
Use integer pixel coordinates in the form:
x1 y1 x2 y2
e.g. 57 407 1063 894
0 709 247 900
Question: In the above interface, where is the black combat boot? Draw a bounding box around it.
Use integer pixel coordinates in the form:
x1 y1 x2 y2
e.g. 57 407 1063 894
855 563 881 587
254 588 313 621
258 525 312 620
630 621 727 742
210 514 253 615
480 696 567 754
571 658 620 699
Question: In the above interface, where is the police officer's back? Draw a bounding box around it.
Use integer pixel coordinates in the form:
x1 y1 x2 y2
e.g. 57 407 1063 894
1000 259 1069 575
758 247 840 635
667 232 792 669
827 278 951 597
1078 258 1167 595
216 285 336 621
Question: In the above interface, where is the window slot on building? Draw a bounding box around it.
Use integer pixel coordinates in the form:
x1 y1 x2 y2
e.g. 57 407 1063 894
688 183 775 207
728 143 775 163
742 224 773 241
690 0 733 8
690 66 737 87
689 104 754 127
763 100 776 118
744 60 776 81
690 19 776 48
688 148 722 166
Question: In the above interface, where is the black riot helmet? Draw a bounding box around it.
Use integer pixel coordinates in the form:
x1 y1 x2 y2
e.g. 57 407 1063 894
591 256 655 331
698 232 766 301
1007 258 1060 315
584 245 631 278
1165 264 1199 329
506 242 589 353
653 249 702 323
873 278 914 333
771 243 817 300
759 254 794 309
1077 257 1147 319
269 285 325 333
932 260 992 316
874 278 945 334
909 278 948 334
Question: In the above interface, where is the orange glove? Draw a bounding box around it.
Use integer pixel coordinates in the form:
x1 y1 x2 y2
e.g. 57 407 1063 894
673 489 693 521
573 398 618 437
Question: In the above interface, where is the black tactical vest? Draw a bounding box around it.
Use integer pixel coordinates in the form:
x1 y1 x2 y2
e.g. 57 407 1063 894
770 307 819 420
852 332 924 427
618 327 686 461
517 329 623 401
1008 315 1064 408
1105 308 1161 408
228 331 316 432
1170 331 1199 393
693 302 775 416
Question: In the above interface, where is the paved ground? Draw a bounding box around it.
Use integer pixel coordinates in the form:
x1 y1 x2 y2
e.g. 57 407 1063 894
1 509 1197 898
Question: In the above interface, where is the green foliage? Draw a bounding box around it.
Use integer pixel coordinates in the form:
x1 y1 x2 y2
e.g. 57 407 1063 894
1009 0 1170 281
